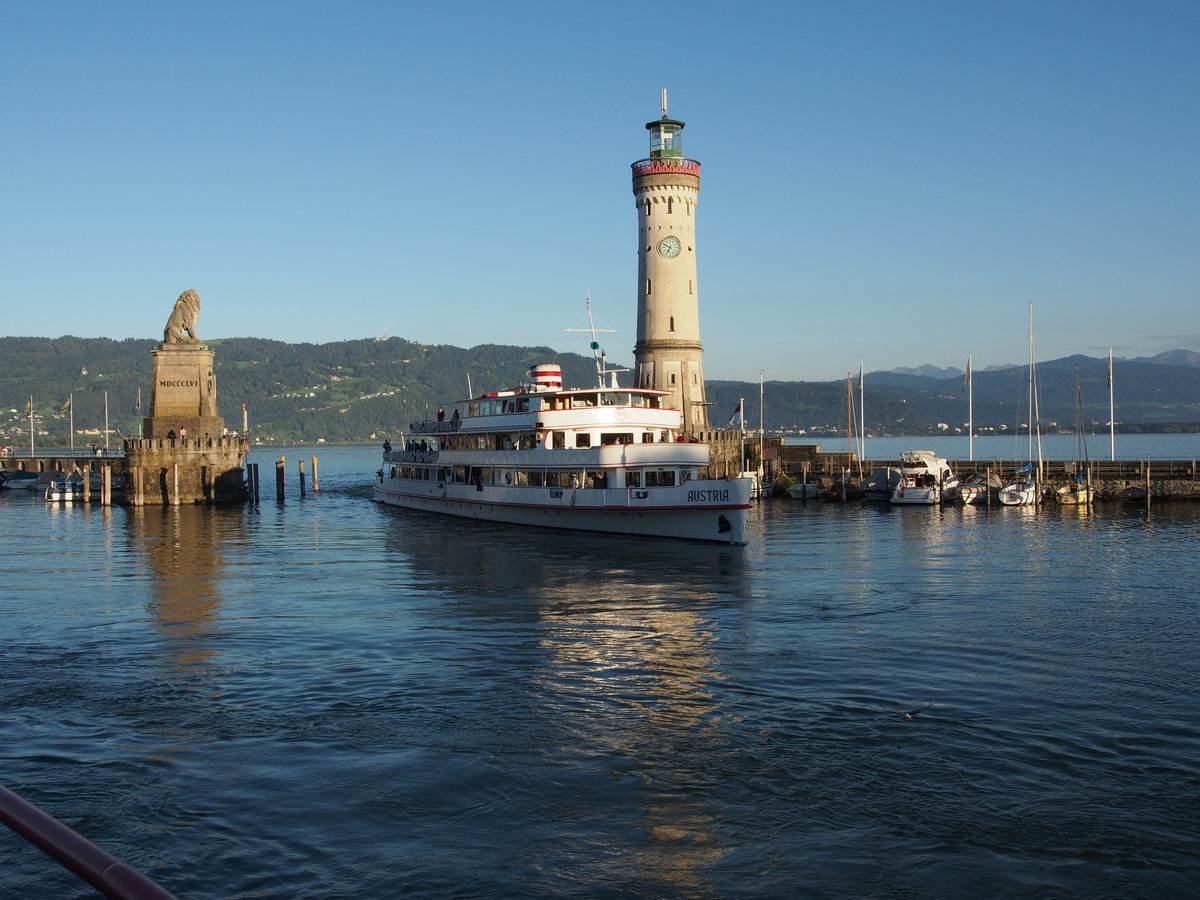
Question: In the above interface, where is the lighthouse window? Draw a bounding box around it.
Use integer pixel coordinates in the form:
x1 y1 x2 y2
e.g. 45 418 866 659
670 374 677 385
644 200 651 216
689 279 693 295
646 279 651 294
669 316 675 332
667 198 673 214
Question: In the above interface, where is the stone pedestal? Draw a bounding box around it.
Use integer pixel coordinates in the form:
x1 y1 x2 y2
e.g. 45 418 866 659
142 344 224 440
125 341 247 504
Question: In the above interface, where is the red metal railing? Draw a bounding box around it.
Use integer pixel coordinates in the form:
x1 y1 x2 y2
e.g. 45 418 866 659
0 784 178 900
631 157 701 177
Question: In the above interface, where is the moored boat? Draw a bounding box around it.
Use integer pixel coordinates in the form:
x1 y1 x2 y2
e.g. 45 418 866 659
998 464 1039 506
890 450 959 505
862 466 901 502
1055 476 1094 505
374 362 753 544
45 470 86 502
784 479 823 500
958 471 1002 505
1 470 44 491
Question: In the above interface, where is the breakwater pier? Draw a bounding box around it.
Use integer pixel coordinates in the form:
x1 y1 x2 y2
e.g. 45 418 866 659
774 448 1200 501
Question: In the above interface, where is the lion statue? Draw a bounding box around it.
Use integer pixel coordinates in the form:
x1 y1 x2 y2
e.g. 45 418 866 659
163 289 202 344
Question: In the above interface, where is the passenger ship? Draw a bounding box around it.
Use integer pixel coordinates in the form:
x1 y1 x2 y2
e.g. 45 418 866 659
374 363 752 544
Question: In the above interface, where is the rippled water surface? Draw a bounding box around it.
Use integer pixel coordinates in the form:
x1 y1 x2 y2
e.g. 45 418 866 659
3 445 1199 898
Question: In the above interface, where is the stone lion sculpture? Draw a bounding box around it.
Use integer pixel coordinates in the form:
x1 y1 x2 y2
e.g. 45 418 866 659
163 289 202 343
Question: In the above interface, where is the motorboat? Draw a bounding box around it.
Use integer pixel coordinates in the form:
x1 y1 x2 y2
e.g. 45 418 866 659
45 470 86 502
889 450 959 505
1 470 43 490
784 479 823 500
374 362 753 544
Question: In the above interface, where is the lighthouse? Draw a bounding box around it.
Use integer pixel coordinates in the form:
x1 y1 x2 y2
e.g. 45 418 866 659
632 90 708 434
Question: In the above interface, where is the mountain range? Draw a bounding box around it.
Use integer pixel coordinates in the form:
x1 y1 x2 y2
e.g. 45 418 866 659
2 336 1197 446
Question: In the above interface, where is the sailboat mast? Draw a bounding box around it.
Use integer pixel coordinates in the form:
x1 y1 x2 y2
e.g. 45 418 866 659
1028 302 1043 485
967 355 973 461
758 371 764 478
858 362 865 462
739 396 746 476
1108 347 1115 461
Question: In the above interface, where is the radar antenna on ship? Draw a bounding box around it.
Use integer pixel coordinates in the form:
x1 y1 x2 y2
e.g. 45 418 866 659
566 296 629 389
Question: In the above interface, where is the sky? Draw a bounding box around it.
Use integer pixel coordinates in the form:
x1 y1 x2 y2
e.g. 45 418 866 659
2 1 1197 382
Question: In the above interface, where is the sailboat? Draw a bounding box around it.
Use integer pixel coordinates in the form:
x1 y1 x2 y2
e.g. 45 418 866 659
824 374 864 501
998 302 1043 507
1056 367 1094 505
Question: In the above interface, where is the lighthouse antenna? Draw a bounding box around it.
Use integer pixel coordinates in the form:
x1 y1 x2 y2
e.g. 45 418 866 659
661 88 668 117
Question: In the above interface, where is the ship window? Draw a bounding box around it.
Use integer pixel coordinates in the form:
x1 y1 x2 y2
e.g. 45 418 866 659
552 432 566 449
642 433 654 443
601 433 633 445
624 471 641 487
570 394 598 408
575 433 591 448
646 470 677 487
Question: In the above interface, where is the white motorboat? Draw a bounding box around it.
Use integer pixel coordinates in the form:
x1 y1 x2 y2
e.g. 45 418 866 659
784 479 823 500
1 470 44 490
889 450 959 505
45 470 86 502
374 362 753 544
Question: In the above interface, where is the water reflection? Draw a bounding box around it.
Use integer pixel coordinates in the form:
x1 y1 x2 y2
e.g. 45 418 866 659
127 506 244 672
381 511 749 891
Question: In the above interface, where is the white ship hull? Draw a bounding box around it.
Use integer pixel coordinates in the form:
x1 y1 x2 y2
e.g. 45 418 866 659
375 477 751 544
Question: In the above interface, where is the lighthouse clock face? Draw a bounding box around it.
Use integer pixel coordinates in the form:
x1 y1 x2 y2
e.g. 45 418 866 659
657 236 682 258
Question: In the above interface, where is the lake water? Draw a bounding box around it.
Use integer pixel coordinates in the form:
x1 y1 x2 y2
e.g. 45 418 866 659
3 443 1199 898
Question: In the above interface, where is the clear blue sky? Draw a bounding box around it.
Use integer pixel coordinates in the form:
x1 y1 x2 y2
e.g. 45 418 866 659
3 1 1197 381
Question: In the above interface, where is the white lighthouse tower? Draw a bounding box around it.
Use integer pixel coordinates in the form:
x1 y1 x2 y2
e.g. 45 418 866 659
632 90 708 435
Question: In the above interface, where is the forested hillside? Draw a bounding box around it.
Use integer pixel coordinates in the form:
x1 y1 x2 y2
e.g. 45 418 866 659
2 336 1197 446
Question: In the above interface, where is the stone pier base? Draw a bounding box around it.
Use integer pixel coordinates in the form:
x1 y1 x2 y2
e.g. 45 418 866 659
123 435 247 505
